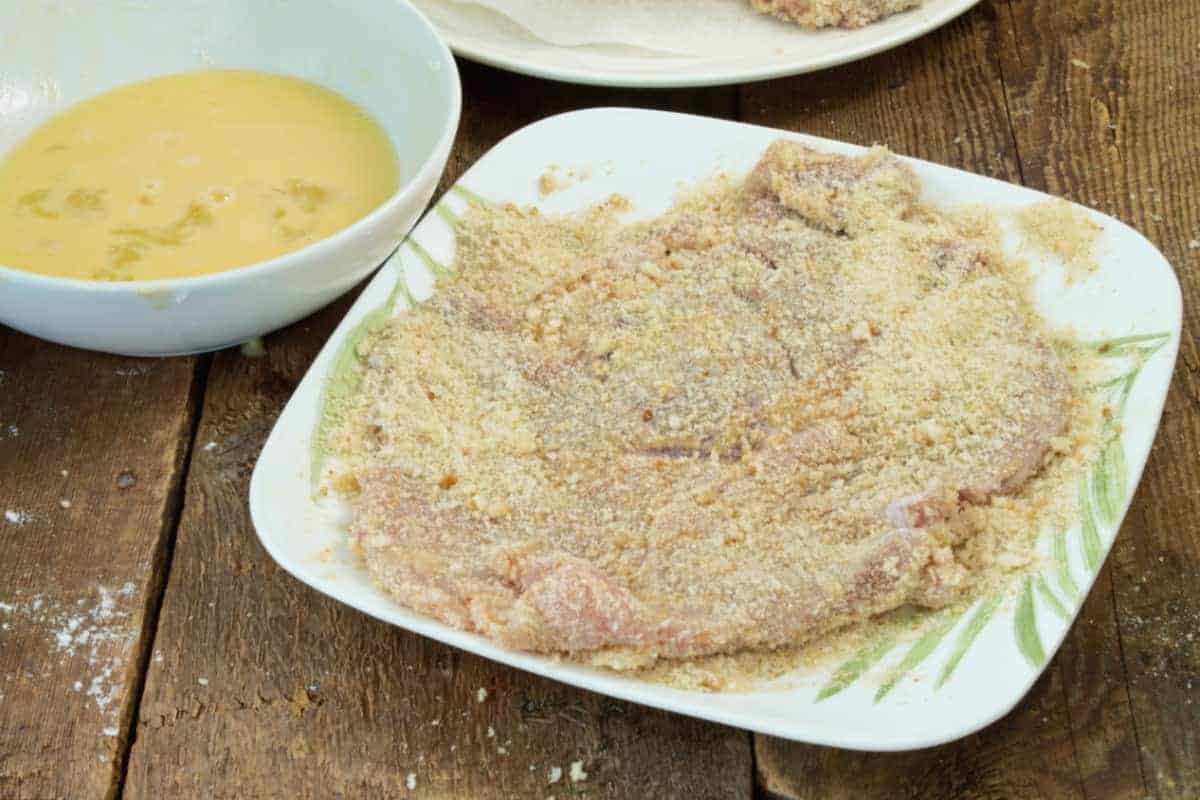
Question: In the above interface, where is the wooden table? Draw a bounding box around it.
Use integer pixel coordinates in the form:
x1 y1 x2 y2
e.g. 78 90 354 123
3 1 1197 797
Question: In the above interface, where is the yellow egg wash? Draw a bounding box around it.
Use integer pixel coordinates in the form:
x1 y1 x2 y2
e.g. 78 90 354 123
0 70 400 281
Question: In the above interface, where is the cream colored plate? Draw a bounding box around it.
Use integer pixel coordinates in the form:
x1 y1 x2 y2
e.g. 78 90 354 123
414 0 979 87
250 109 1182 749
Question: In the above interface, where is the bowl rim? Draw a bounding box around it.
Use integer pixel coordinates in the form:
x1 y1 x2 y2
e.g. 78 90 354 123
0 0 462 295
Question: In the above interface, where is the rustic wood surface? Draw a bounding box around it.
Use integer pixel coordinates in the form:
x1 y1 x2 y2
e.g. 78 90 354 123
2 0 1197 797
0 341 201 799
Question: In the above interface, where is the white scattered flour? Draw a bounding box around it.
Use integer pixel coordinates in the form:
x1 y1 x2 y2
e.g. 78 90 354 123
0 582 138 727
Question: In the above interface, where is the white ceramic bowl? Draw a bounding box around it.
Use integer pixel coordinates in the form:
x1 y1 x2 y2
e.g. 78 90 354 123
0 0 461 356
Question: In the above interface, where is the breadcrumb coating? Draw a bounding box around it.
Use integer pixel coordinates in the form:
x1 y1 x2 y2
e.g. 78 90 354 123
749 0 922 29
329 141 1099 674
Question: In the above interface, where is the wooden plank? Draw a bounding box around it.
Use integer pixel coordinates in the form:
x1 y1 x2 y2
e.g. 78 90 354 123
995 1 1200 797
756 669 1081 799
738 4 1021 183
123 65 753 799
740 6 1091 798
437 60 741 196
0 331 200 799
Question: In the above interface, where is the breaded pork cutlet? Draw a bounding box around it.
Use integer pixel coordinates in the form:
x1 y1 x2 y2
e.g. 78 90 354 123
332 141 1073 669
749 0 922 29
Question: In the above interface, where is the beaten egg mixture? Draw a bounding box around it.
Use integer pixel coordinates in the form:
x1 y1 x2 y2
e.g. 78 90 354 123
0 70 399 281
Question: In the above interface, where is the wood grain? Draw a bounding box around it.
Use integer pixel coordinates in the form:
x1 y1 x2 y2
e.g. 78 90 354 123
756 668 1082 799
122 65 753 800
996 0 1200 797
741 5 1093 798
738 3 1020 182
0 332 200 799
438 60 740 196
7 2 1200 795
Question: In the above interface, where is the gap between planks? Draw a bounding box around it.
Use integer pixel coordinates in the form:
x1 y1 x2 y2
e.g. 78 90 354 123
109 354 214 800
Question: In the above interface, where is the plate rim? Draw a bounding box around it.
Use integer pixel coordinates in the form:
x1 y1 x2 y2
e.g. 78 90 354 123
431 0 981 87
249 107 1184 750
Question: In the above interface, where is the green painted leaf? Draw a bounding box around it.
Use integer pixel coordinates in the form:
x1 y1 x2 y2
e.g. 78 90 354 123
451 183 489 206
310 273 410 492
1035 574 1071 623
1088 370 1137 393
936 594 1002 689
396 274 417 310
1113 370 1137 417
1083 332 1170 353
1052 529 1080 601
816 635 897 702
407 238 451 281
435 200 461 227
1016 577 1047 667
875 613 959 702
1094 432 1128 527
1079 476 1102 572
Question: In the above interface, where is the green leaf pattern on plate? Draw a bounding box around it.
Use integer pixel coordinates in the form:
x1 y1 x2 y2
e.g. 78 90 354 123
874 612 958 702
1079 475 1104 572
1052 528 1080 601
309 212 455 493
816 634 897 702
936 594 1003 690
1035 574 1071 623
1015 577 1046 667
435 199 461 228
819 330 1170 702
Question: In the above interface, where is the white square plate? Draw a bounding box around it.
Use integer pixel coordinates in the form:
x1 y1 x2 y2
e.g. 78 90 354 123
250 109 1182 750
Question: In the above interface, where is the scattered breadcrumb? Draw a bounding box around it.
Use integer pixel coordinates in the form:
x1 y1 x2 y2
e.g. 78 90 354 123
538 171 562 197
240 337 266 358
59 499 72 509
1071 58 1091 70
751 0 921 29
537 164 595 197
1014 199 1103 284
569 761 588 782
197 677 209 686
476 687 488 702
4 509 28 525
548 766 563 784
406 772 417 790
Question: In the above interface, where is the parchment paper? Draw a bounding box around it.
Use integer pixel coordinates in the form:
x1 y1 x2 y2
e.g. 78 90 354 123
414 0 829 58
